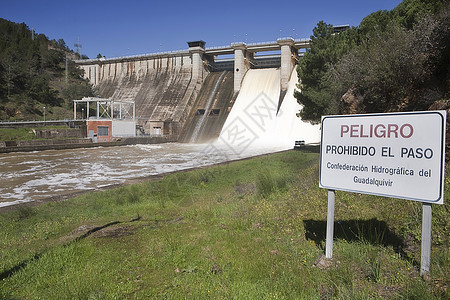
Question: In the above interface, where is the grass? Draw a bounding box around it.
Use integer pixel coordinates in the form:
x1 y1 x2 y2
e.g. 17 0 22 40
0 126 72 141
0 128 39 141
0 150 448 299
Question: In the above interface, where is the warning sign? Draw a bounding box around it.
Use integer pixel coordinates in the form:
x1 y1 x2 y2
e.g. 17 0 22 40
319 111 446 204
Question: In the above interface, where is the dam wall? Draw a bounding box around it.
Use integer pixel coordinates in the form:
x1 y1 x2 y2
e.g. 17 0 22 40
78 47 207 139
75 38 311 142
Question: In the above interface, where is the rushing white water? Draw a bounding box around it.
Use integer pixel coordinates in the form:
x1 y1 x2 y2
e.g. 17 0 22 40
270 68 321 146
216 68 320 153
0 68 320 208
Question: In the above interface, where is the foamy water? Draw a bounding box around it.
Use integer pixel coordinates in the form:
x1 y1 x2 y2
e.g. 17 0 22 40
217 68 320 151
0 142 296 207
0 69 320 208
271 69 321 145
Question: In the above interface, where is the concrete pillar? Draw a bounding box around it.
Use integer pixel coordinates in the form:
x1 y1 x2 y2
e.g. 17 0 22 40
232 42 252 93
188 41 206 81
95 64 100 86
277 38 297 91
88 66 95 86
86 99 90 119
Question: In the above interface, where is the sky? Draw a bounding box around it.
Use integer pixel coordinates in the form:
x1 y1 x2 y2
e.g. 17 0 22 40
2 0 403 59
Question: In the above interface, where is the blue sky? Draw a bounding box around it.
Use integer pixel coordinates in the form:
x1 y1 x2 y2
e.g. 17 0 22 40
2 0 402 59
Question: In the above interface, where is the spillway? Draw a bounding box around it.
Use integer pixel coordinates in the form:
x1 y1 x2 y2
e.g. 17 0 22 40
215 68 320 154
189 71 227 143
180 71 234 143
75 38 315 141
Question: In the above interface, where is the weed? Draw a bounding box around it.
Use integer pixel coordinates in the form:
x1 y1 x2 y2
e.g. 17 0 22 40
354 218 387 245
215 193 224 203
256 170 290 197
15 206 36 220
367 255 382 283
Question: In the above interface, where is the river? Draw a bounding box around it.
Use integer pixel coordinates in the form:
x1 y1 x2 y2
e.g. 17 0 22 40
0 142 292 207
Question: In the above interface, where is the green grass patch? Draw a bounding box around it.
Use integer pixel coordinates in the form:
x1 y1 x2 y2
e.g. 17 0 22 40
0 128 38 141
0 150 448 299
0 126 71 141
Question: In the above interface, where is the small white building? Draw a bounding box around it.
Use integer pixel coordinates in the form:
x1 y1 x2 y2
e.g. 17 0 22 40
73 97 136 142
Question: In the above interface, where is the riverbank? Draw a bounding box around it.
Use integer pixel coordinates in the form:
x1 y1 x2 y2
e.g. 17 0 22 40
0 122 178 153
0 150 448 298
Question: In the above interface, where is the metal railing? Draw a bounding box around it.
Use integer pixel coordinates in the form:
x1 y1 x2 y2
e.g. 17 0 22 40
74 49 189 64
0 119 75 124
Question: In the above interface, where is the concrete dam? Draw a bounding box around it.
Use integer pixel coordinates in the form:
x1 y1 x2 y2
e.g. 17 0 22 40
75 38 320 145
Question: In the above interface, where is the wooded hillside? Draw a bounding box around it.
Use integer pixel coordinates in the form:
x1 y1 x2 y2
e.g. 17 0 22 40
295 0 449 123
0 18 93 121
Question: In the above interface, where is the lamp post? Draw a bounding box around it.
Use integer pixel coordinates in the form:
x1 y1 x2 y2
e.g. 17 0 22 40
43 106 46 125
82 108 84 120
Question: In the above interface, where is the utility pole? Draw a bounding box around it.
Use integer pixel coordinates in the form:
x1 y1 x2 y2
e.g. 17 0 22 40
74 37 82 59
65 55 68 84
7 64 11 99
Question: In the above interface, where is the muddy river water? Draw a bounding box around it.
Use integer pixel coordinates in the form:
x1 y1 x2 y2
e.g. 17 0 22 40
0 142 288 208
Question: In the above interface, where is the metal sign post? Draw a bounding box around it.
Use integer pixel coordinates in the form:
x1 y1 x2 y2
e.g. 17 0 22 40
325 189 335 258
421 203 432 275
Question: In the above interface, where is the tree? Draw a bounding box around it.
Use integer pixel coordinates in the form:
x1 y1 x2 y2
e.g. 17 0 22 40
331 22 423 113
28 75 62 105
393 0 448 29
359 10 392 36
294 21 357 123
1 53 25 100
61 82 93 102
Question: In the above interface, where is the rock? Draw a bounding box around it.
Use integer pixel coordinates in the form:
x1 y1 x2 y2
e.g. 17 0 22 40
340 88 364 115
210 264 222 274
313 255 334 270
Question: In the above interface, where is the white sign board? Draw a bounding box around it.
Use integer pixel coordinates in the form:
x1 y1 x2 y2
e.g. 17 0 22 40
319 111 446 204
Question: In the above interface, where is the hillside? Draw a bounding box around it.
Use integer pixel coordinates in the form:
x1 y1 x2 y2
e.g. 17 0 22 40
0 18 93 121
295 0 450 123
